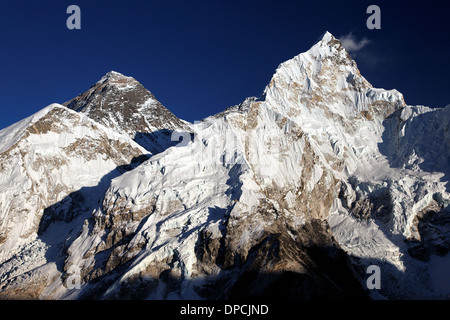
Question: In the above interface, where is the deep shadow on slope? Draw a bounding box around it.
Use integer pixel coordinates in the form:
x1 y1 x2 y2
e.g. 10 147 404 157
208 231 369 300
339 176 450 298
210 219 370 300
377 107 450 265
378 107 450 191
406 199 450 261
83 219 373 300
78 220 407 300
134 129 193 155
335 107 450 299
37 155 150 275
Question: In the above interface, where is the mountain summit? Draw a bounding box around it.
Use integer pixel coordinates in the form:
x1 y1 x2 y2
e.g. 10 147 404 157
0 32 449 300
64 71 190 154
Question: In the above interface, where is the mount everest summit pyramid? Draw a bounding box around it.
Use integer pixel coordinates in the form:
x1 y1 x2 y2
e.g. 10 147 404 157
0 31 449 300
64 70 191 154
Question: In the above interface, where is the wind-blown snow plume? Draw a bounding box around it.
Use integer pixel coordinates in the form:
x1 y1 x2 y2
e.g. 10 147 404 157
338 32 370 54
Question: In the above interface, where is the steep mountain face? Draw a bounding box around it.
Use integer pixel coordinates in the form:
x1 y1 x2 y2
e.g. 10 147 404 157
64 71 191 154
0 32 449 300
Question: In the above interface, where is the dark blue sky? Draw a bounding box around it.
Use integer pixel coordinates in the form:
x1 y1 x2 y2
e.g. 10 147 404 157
1 0 449 130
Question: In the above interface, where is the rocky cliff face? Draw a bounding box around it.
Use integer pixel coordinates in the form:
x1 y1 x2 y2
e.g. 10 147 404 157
0 32 449 300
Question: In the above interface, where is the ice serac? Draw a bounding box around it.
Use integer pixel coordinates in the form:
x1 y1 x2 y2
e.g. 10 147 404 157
1 32 449 300
64 71 191 154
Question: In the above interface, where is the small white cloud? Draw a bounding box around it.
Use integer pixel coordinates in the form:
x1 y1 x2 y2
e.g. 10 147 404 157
339 32 370 54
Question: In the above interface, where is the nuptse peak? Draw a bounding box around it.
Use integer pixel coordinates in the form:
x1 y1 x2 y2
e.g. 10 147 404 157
0 32 449 300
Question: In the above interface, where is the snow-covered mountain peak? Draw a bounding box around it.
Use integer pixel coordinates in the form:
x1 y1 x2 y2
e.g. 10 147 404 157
315 31 344 50
64 72 190 154
97 71 139 90
317 30 334 43
266 31 369 94
101 70 129 79
263 31 404 123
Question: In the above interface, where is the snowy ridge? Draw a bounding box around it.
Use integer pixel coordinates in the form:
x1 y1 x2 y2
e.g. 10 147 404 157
0 104 57 154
